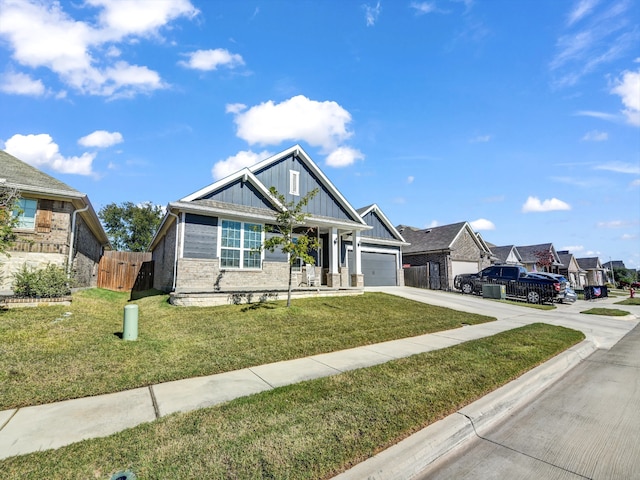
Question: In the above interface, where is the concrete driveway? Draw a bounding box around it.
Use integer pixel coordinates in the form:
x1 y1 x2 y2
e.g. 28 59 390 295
365 287 639 480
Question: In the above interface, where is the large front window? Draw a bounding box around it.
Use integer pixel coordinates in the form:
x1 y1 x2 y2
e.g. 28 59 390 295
13 198 37 229
220 220 263 269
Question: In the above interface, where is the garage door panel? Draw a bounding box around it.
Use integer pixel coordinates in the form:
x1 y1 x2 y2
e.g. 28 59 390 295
352 251 397 286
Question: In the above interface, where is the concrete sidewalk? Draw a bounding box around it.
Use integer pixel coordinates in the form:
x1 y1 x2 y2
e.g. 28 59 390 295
0 288 637 465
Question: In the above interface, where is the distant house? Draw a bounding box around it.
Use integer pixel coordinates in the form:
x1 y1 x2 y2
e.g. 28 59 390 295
603 260 626 284
0 150 109 291
557 250 586 288
516 243 563 274
398 222 492 290
576 257 606 286
149 145 406 304
489 245 523 265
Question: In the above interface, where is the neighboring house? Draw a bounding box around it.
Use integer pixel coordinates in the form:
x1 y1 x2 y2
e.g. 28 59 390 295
516 243 563 274
489 245 523 265
0 150 109 291
557 250 585 288
149 145 405 303
603 260 626 284
398 221 492 290
576 257 606 286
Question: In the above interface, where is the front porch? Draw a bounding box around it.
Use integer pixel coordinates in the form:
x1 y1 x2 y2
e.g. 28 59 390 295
169 285 364 307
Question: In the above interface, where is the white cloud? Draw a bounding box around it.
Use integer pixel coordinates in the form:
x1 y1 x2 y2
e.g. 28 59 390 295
179 48 244 71
575 110 619 122
567 0 599 26
410 2 439 15
4 133 95 175
0 0 197 97
522 196 571 213
597 220 635 228
407 176 415 184
611 69 640 126
562 245 584 252
211 149 273 180
0 71 45 96
425 220 439 228
470 134 491 143
470 218 495 231
78 130 123 148
594 162 640 174
631 179 640 187
325 146 364 168
364 1 381 26
621 233 638 240
229 95 353 151
581 130 608 141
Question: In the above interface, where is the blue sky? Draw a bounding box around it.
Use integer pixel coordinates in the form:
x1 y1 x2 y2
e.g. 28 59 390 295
1 0 638 268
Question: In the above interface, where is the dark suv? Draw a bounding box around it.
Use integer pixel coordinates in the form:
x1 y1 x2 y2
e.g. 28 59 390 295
454 265 565 304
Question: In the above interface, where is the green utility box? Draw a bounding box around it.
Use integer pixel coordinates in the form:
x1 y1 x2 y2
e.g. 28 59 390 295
123 304 139 341
482 284 506 299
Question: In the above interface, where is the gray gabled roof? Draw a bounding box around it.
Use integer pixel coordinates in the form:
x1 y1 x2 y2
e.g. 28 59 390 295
576 257 604 270
398 221 471 254
0 150 83 198
491 245 521 264
516 243 563 266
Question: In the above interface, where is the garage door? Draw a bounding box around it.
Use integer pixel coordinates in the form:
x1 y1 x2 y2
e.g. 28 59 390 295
350 251 397 286
452 260 479 278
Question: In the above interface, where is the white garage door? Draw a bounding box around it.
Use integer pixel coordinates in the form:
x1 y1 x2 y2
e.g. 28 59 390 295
452 261 479 278
349 251 397 286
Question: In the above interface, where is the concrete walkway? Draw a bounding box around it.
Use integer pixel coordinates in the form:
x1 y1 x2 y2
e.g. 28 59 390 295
0 287 637 465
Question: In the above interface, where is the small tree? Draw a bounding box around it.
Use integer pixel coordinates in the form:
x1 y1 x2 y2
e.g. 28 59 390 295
98 201 164 252
262 187 320 307
534 249 554 272
0 184 20 256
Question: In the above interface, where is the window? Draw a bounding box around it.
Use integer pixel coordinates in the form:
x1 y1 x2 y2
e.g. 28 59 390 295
289 170 300 196
13 198 37 229
220 220 263 269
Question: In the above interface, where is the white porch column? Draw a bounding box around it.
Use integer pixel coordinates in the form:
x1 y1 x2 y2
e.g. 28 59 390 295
327 227 340 287
353 231 362 274
351 231 364 287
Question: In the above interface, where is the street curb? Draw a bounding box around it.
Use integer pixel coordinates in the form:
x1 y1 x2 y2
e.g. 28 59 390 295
333 339 597 480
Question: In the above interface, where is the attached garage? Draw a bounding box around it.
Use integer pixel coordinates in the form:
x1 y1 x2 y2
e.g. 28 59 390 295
350 250 398 286
452 260 479 278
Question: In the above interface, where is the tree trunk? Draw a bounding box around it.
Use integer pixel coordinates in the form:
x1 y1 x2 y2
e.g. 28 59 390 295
287 261 293 307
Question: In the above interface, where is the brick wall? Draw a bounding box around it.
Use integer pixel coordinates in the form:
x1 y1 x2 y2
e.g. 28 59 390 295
71 215 103 287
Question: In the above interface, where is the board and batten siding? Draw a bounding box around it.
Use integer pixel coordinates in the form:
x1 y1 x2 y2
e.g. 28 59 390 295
361 211 396 240
183 214 218 259
203 180 275 210
254 154 354 221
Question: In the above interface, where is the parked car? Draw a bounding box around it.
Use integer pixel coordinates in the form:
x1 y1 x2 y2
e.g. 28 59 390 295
454 265 566 304
526 272 570 303
562 287 577 303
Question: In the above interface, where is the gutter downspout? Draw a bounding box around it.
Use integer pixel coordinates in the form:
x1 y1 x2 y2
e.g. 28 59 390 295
167 209 180 292
67 204 90 276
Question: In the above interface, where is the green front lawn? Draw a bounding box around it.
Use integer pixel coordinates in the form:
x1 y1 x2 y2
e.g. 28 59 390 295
580 307 631 316
0 289 494 410
1 323 584 480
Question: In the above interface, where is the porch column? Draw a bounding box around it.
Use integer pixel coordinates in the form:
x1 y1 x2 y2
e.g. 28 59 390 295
327 227 340 287
351 231 364 287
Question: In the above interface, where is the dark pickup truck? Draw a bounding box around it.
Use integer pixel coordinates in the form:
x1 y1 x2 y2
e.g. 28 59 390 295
454 265 566 304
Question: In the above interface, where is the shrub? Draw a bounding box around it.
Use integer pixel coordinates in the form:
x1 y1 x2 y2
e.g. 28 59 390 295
12 263 73 298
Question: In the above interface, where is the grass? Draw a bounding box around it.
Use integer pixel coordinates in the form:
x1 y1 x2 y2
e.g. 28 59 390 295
580 307 631 316
0 289 494 410
615 297 640 306
0 323 584 480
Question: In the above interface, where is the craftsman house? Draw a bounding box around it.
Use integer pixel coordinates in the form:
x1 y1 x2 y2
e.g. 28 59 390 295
516 243 563 274
0 150 109 291
149 145 406 305
398 222 492 290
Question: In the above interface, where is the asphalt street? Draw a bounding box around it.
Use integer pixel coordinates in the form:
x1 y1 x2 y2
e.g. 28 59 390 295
416 322 640 479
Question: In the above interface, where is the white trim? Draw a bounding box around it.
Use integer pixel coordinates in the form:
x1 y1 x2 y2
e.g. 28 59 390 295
289 170 300 196
358 203 407 243
346 244 403 270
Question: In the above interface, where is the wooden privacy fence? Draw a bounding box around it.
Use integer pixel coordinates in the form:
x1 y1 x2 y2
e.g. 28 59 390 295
404 265 429 289
98 251 154 292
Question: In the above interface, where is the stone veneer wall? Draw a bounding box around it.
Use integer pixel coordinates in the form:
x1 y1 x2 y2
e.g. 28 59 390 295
175 258 295 292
